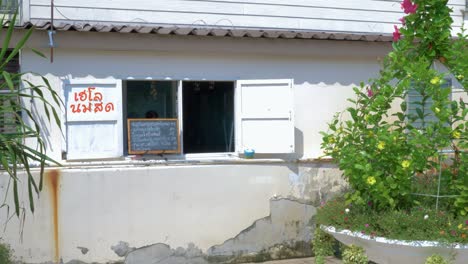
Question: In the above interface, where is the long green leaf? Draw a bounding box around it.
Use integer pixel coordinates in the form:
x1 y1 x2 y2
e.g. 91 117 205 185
12 161 19 217
0 10 17 63
0 27 33 69
2 71 14 90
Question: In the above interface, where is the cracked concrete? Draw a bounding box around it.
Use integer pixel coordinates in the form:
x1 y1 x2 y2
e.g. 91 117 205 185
112 241 136 258
207 198 315 260
124 243 208 264
113 198 317 264
8 165 347 264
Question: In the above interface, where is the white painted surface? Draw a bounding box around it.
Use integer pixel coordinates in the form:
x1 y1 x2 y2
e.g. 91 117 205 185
27 0 467 35
0 164 345 263
236 79 294 153
64 79 123 160
0 31 366 262
18 31 389 160
1 16 465 263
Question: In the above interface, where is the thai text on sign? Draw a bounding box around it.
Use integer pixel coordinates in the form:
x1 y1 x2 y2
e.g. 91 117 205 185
70 87 114 113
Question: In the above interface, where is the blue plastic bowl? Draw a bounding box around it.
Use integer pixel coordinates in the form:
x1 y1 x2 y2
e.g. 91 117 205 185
244 149 255 159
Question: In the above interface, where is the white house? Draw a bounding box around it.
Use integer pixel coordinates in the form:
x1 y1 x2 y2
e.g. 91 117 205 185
1 1 467 263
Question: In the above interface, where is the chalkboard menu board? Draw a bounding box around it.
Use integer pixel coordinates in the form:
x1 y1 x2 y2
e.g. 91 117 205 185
127 119 180 154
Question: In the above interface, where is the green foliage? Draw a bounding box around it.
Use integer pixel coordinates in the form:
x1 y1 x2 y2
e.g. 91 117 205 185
312 227 335 264
316 198 468 243
342 245 368 264
0 241 13 264
425 254 450 264
320 0 467 213
0 8 62 217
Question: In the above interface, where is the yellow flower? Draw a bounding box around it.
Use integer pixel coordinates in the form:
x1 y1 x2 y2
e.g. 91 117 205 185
434 107 440 113
367 176 377 186
452 130 461 139
430 76 441 85
401 160 411 169
458 224 464 230
377 141 385 150
457 74 464 80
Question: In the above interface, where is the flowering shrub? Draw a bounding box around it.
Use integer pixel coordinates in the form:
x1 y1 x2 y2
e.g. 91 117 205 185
316 198 468 244
321 0 467 213
425 254 450 264
342 245 368 264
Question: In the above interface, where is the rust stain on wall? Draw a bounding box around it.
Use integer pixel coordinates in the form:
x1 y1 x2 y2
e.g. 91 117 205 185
46 169 60 263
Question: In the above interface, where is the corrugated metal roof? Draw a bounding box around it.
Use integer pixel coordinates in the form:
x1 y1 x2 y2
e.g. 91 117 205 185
20 21 394 42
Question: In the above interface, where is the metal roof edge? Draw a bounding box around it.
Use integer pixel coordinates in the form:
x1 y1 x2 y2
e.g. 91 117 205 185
17 20 394 42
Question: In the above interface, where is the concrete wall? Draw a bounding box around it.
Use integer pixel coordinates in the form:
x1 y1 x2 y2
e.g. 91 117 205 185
23 0 467 35
0 31 385 263
1 163 347 263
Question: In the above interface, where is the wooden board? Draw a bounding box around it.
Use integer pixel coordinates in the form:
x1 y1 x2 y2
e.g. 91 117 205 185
127 118 180 154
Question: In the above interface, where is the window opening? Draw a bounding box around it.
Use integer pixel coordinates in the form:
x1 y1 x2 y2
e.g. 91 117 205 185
0 0 17 14
123 80 178 154
0 51 19 134
182 81 235 154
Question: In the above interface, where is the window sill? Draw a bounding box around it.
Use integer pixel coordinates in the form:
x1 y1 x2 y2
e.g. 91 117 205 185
59 156 295 169
8 156 333 172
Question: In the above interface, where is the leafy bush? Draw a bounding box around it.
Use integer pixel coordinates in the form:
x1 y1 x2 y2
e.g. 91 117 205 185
316 198 468 243
0 6 61 217
342 245 368 264
0 241 13 264
425 254 450 264
320 0 467 213
312 227 335 264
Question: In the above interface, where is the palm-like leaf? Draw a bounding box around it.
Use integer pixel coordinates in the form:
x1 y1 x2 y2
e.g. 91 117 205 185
0 7 62 217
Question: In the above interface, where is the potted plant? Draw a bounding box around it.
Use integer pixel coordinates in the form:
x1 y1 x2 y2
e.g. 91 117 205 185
316 0 467 263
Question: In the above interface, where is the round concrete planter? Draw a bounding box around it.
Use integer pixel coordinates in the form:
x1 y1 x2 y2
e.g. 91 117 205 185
321 225 468 264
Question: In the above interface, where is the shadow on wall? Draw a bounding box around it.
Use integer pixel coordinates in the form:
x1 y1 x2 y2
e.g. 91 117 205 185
24 33 389 86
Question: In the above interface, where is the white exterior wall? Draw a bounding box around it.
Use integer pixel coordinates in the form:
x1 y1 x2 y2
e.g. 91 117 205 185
23 0 467 35
19 30 390 161
0 31 389 263
1 11 466 262
1 164 346 263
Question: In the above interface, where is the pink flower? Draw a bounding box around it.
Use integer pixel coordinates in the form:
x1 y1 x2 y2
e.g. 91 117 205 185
365 224 369 228
401 0 418 14
465 220 468 225
393 25 402 42
399 17 406 26
367 88 374 97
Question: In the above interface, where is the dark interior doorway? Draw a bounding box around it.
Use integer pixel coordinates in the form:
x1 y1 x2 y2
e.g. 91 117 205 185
183 81 235 153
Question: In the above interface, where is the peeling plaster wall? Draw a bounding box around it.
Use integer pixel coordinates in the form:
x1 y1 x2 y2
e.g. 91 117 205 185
0 163 346 263
1 31 360 263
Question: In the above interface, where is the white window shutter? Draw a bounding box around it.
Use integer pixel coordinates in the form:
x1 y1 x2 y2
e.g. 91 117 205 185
64 79 123 160
236 79 295 154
